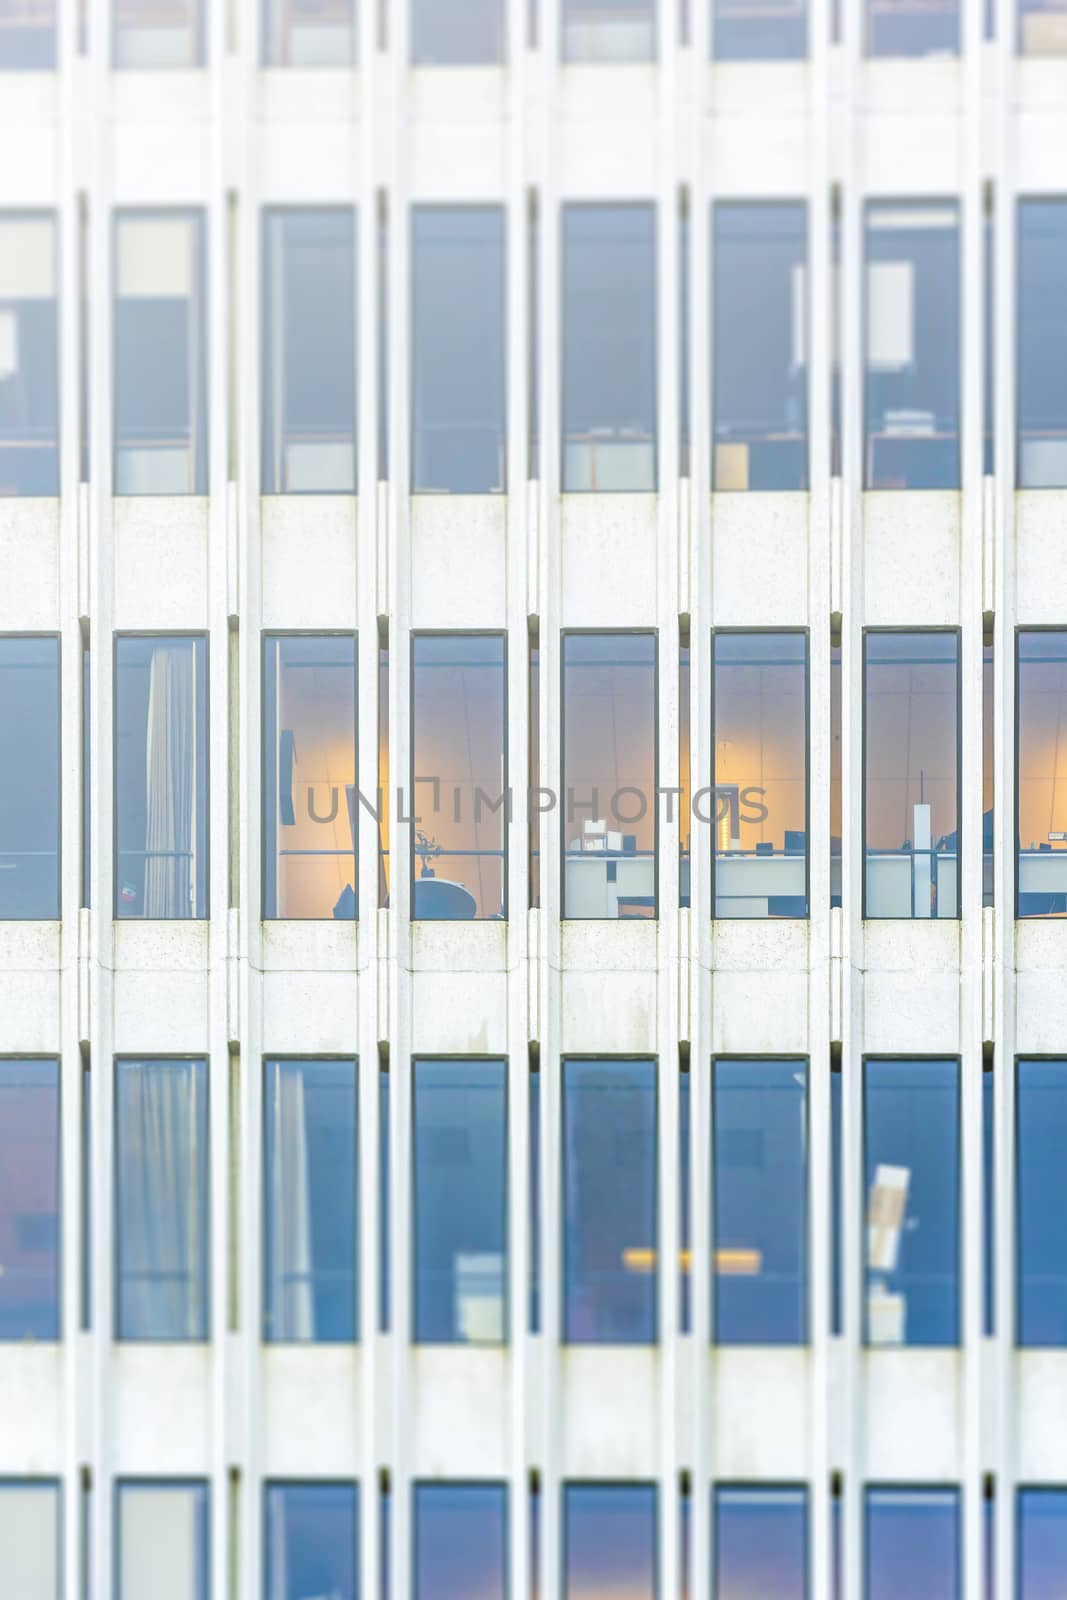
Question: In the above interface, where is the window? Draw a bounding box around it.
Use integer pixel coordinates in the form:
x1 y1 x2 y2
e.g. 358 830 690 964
679 1056 690 1331
378 634 389 906
263 635 358 921
864 1058 959 1347
564 1485 656 1600
265 1483 359 1600
562 634 657 920
115 635 208 919
262 211 357 491
561 0 656 59
379 1058 390 1331
0 1482 59 1598
117 1483 209 1600
264 1058 358 1342
1019 1489 1067 1597
529 1057 541 1333
529 634 541 909
1019 0 1067 53
864 203 959 489
113 0 204 64
414 1484 508 1600
411 208 506 493
712 0 806 57
864 631 959 919
262 0 356 62
563 1058 657 1343
0 0 56 64
712 632 808 917
562 205 656 491
1018 202 1067 486
864 1489 959 1597
411 635 507 919
411 0 505 61
983 633 994 907
0 636 60 918
0 215 58 492
1017 1059 1067 1346
714 1487 807 1598
713 1058 807 1344
114 212 207 494
983 1057 994 1336
712 205 808 490
831 1058 842 1334
830 635 842 908
680 633 691 908
1017 630 1067 916
866 0 957 53
0 1059 59 1340
413 1058 507 1344
116 1058 209 1340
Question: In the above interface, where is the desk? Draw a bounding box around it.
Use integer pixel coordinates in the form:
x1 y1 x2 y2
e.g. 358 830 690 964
565 853 655 918
1019 851 1067 897
714 853 806 917
866 851 957 918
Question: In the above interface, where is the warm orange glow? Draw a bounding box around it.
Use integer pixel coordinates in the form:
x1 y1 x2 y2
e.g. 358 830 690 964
621 1247 762 1275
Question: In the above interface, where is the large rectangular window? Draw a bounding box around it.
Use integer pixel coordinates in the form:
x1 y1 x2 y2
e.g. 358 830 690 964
262 210 356 492
263 634 357 921
712 631 808 918
0 0 56 64
262 0 356 62
0 215 58 492
411 635 507 920
115 635 208 920
116 1058 209 1341
864 203 959 489
713 1058 807 1345
411 207 506 493
562 0 656 59
564 1485 656 1600
1017 631 1067 916
1019 1489 1067 1596
0 1059 59 1341
113 0 204 64
413 1058 507 1344
562 205 656 491
712 204 808 490
1018 201 1067 486
563 1058 657 1343
0 1482 59 1598
411 0 505 61
866 0 957 53
864 631 959 919
1019 0 1067 55
117 1483 209 1600
414 1484 507 1600
712 0 806 57
0 636 59 918
264 1058 358 1343
1017 1059 1067 1346
864 1058 959 1347
114 212 207 494
265 1483 358 1600
714 1487 807 1598
864 1489 959 1597
562 633 657 920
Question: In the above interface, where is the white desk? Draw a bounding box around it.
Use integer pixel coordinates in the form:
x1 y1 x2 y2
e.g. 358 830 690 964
1019 851 1067 895
714 853 806 917
564 854 656 918
866 852 958 918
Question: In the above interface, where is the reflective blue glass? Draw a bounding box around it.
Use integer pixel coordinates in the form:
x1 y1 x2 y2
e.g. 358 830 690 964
564 1484 656 1600
413 1484 507 1600
1019 1489 1067 1599
0 636 60 918
865 1488 959 1599
265 1483 358 1600
0 1058 59 1340
1017 1059 1067 1345
714 1487 807 1598
411 0 505 62
1018 203 1067 487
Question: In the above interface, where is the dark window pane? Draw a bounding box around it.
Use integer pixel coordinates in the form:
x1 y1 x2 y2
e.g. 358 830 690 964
562 0 655 59
1019 1489 1067 1598
864 1489 958 1598
530 1064 541 1333
1017 631 1067 916
0 216 58 490
831 1064 842 1335
411 0 505 61
679 1063 690 1332
1017 1059 1067 1345
563 1058 657 1343
117 1483 209 1599
262 0 356 62
564 1484 656 1600
114 0 204 63
414 1484 507 1600
713 0 806 57
866 0 957 53
379 1063 390 1332
0 1058 59 1340
983 1062 994 1336
714 1486 807 1597
413 1058 507 1344
864 1058 959 1346
0 0 56 64
265 1483 358 1600
0 636 60 918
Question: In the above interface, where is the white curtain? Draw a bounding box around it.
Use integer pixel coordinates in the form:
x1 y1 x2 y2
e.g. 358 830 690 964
144 642 195 918
267 1063 315 1340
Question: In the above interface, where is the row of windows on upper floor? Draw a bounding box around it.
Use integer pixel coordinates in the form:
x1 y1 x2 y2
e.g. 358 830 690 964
0 1048 1054 1350
2 0 1065 68
2 199 1065 498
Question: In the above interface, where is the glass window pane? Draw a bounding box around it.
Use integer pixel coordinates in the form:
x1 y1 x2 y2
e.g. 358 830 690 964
263 635 357 920
114 213 207 494
264 1059 358 1343
1018 202 1067 486
831 1063 842 1335
983 636 994 907
1019 1489 1067 1598
379 1062 390 1332
116 636 209 919
262 0 356 62
411 208 506 493
0 1483 59 1598
0 636 60 918
529 1063 540 1333
863 1058 959 1347
116 1059 209 1340
1017 631 1067 916
413 1058 507 1344
563 1058 657 1343
864 1489 958 1597
1017 1059 1067 1346
0 1060 59 1340
411 635 506 919
866 0 958 52
713 1058 807 1343
0 0 56 64
562 206 656 491
262 211 357 492
562 634 657 920
114 0 203 63
0 216 58 490
864 631 958 920
564 1484 656 1600
983 1061 994 1336
1018 0 1067 53
562 0 656 59
830 637 842 908
265 1483 358 1600
679 1061 690 1332
714 1487 807 1598
712 205 808 490
864 203 959 489
712 632 808 917
414 1484 507 1600
118 1483 209 1600
680 638 690 908
713 0 806 57
411 0 504 61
